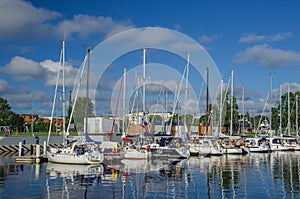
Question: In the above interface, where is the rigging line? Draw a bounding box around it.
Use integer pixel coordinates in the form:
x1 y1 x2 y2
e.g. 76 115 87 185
66 55 88 135
216 76 231 131
110 74 124 141
169 57 188 133
190 76 205 129
256 91 270 135
47 42 64 145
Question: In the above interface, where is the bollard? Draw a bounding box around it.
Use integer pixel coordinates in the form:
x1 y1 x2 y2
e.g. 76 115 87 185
35 136 39 144
18 142 22 156
21 147 24 156
43 141 47 156
23 139 26 145
36 144 40 164
30 144 34 156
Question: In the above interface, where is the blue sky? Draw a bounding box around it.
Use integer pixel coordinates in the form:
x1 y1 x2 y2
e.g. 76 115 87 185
0 0 300 117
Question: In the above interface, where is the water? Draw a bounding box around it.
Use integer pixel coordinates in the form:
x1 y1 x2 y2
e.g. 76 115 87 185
1 152 300 198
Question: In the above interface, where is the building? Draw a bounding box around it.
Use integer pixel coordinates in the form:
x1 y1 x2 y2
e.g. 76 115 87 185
19 114 39 125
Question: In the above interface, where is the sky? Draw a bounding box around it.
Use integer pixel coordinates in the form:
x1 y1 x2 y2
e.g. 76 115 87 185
0 0 300 118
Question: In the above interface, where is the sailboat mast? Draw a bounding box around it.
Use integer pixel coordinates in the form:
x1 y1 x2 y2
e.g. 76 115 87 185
288 85 290 136
143 48 146 118
62 40 66 138
296 94 299 136
219 79 223 136
85 48 91 137
269 74 273 136
122 68 126 138
47 40 64 145
279 84 282 136
242 85 245 135
205 67 209 136
185 53 190 132
230 70 234 136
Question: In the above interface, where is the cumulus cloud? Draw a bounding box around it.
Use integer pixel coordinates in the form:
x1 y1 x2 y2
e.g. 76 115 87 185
0 0 134 42
239 32 291 43
234 44 300 67
57 15 134 39
0 56 46 81
0 0 61 41
0 56 78 86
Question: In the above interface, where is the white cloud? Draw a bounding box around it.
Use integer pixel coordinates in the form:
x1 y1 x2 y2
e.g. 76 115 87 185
239 32 291 43
234 44 300 67
0 0 134 42
0 56 78 86
0 0 61 41
40 59 78 87
56 14 134 39
0 79 12 94
0 56 46 81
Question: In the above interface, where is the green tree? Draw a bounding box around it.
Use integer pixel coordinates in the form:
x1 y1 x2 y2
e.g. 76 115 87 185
0 97 24 132
73 97 95 132
34 118 51 132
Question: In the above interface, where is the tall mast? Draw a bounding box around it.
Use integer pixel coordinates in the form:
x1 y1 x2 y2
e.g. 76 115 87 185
47 40 64 145
296 94 299 136
219 79 223 136
185 53 190 132
269 73 273 136
143 48 146 118
242 85 245 135
205 67 209 136
288 85 290 136
279 84 282 136
62 39 66 138
230 70 234 136
85 48 91 137
122 68 126 138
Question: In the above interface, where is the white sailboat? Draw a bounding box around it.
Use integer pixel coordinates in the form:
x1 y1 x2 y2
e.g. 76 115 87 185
46 44 104 164
122 49 152 160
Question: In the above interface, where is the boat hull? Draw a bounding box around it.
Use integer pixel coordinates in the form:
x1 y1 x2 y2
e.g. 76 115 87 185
47 151 104 165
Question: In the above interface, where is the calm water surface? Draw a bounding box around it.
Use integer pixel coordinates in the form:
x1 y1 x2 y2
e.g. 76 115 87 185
1 152 300 198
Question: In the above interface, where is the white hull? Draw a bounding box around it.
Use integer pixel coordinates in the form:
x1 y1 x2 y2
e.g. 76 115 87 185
151 146 190 159
223 147 248 155
248 146 270 153
124 148 151 160
47 151 103 165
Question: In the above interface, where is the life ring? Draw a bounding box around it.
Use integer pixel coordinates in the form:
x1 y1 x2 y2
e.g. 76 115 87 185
146 146 150 152
176 142 181 148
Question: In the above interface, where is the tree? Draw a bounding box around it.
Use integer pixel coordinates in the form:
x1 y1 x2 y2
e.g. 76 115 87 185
217 92 239 133
0 97 24 132
34 118 51 132
73 97 95 132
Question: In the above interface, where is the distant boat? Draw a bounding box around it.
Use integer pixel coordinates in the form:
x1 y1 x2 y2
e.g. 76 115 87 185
189 137 223 156
244 137 271 153
150 136 190 159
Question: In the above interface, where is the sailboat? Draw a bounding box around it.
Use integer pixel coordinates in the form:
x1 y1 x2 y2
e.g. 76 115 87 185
150 52 190 159
121 49 152 160
46 43 104 164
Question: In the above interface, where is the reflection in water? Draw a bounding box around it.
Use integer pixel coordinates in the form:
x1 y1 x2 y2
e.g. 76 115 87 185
1 152 300 198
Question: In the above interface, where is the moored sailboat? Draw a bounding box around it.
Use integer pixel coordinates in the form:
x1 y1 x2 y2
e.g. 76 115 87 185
46 45 104 164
